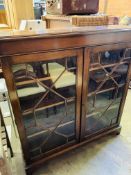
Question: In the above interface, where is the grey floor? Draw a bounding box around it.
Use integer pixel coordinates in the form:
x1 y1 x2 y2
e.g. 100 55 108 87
9 90 131 175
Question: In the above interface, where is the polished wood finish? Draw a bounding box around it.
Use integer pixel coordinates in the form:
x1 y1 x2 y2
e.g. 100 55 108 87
0 26 131 174
81 48 91 140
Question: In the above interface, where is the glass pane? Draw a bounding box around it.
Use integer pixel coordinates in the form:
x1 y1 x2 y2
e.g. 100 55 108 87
90 48 131 69
12 56 77 159
88 88 123 115
86 104 120 135
86 48 131 136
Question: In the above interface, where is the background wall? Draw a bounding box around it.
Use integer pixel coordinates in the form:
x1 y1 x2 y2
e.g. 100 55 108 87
99 0 131 16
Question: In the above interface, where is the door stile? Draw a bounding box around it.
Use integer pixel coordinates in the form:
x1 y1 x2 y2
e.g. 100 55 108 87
76 49 83 141
80 48 91 141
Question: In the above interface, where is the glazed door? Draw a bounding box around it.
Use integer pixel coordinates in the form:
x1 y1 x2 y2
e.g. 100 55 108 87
3 49 83 163
81 45 131 139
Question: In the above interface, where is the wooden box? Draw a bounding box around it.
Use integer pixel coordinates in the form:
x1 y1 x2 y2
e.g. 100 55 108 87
46 0 99 15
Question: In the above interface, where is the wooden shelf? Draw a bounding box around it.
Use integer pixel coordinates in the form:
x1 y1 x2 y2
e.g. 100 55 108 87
22 97 75 116
27 120 75 139
90 72 120 83
89 60 129 71
16 77 51 87
86 101 120 118
15 67 76 87
88 83 125 97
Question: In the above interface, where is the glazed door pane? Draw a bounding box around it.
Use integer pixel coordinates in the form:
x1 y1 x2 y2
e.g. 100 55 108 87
12 56 78 159
85 48 131 136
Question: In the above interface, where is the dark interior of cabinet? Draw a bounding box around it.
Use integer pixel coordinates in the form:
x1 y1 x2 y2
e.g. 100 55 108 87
85 48 131 136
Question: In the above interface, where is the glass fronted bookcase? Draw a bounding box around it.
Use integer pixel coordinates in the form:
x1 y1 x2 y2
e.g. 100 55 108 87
1 29 131 174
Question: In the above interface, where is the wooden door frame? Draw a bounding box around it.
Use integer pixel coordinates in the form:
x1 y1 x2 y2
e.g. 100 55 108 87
81 48 91 140
81 43 131 140
1 48 83 165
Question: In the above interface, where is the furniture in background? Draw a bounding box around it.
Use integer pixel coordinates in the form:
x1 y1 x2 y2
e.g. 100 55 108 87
19 20 46 31
43 15 118 29
0 79 18 137
0 9 7 24
0 0 35 29
0 26 131 174
42 15 72 29
0 109 13 175
46 0 99 15
72 15 108 26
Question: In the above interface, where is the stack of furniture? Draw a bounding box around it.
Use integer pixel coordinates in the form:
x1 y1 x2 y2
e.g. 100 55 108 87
43 14 110 29
44 0 118 29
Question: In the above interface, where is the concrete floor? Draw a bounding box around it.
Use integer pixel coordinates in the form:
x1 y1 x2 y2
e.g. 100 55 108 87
9 90 131 175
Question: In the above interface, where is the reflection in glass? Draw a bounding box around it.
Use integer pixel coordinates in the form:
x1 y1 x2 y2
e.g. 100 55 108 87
12 57 77 159
86 48 131 135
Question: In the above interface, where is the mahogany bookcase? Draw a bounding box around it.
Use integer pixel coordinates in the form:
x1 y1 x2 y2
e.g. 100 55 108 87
0 26 131 174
